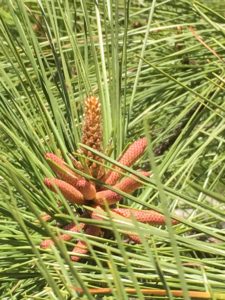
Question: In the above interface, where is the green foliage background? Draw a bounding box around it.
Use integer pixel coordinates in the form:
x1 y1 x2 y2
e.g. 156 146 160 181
1 0 225 299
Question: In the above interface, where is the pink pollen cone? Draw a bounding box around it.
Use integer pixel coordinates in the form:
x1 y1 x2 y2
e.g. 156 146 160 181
44 178 84 205
45 153 79 186
95 171 149 205
71 225 101 261
105 138 148 185
112 208 178 225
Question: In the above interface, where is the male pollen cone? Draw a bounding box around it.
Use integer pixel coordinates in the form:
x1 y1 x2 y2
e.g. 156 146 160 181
71 225 101 261
95 189 122 206
76 179 96 200
126 234 142 244
112 208 178 225
70 240 89 262
61 222 86 241
114 171 149 194
105 137 148 185
95 171 149 205
40 223 85 249
45 153 79 186
44 178 84 205
40 239 55 249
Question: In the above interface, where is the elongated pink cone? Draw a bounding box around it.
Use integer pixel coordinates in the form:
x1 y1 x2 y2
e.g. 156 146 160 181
76 179 96 200
127 234 142 243
70 240 89 262
105 137 148 185
112 208 179 244
45 153 79 186
40 223 85 249
111 208 178 225
40 239 55 248
45 152 65 165
115 171 149 194
59 223 86 242
44 178 84 205
95 171 149 205
95 189 122 206
71 225 101 261
45 153 96 200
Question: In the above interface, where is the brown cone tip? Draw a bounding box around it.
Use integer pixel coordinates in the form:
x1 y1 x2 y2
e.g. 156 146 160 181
81 96 104 178
81 96 102 153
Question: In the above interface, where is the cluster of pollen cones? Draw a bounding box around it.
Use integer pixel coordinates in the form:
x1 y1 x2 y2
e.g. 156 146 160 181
40 96 178 261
